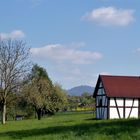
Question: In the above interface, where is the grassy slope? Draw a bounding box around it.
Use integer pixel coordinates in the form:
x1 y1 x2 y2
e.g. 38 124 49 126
0 112 140 140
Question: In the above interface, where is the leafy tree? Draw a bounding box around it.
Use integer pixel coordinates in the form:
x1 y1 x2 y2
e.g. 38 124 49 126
14 95 34 119
23 64 54 120
79 92 95 109
53 83 68 112
0 39 30 124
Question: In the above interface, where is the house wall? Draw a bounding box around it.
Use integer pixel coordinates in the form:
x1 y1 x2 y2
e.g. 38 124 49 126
109 98 138 119
96 82 108 119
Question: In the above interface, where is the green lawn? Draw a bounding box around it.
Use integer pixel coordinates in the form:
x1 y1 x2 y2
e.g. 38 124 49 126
0 112 140 140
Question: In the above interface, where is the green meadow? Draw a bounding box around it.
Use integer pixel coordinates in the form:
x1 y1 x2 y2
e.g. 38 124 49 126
0 112 140 140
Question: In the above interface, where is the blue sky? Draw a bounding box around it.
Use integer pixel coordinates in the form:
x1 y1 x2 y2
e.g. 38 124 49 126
0 0 140 89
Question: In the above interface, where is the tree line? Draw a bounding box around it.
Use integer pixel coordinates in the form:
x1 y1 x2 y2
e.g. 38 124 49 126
0 39 94 124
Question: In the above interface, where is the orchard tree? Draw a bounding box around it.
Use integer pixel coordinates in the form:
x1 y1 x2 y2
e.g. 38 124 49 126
0 39 30 124
23 64 54 120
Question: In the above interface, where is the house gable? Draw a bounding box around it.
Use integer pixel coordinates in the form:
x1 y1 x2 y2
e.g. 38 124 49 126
94 76 108 119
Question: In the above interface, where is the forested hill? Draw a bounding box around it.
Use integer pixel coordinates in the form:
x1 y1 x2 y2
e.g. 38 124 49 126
67 85 94 96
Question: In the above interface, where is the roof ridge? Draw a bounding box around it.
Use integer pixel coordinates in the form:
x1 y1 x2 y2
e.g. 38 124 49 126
100 75 139 78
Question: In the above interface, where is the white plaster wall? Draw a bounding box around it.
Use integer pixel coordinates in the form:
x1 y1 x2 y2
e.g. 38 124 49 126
110 108 119 119
130 108 138 118
110 98 115 106
116 99 123 106
133 100 138 106
109 98 139 119
110 98 123 106
125 108 131 118
125 108 138 118
110 98 139 107
125 99 133 106
125 99 138 106
118 108 123 118
110 108 123 119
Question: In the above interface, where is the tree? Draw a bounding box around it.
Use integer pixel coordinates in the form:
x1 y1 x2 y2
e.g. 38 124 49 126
0 39 30 124
79 92 95 109
23 64 54 120
68 96 80 111
53 83 68 112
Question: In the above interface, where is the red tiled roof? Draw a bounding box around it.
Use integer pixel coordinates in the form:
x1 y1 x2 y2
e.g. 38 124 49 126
94 75 140 98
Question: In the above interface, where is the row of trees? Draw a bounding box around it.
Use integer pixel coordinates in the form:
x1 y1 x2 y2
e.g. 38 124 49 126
0 39 68 124
0 39 94 124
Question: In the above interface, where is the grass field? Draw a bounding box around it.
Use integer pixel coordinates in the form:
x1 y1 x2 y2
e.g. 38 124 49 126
0 112 140 140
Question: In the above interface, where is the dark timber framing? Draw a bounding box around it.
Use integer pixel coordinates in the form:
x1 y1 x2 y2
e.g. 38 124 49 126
107 97 110 119
114 97 121 118
139 99 140 117
123 98 125 118
128 99 135 118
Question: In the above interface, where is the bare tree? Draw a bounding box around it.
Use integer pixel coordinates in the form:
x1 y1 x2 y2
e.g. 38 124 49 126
0 39 30 124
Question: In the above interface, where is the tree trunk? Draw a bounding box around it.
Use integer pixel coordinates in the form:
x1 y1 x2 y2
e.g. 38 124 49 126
35 108 42 120
2 103 6 124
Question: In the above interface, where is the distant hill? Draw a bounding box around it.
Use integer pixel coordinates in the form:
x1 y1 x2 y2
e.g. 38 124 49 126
67 85 94 96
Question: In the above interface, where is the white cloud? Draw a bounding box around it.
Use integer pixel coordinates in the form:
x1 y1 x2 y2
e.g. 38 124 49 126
133 48 140 54
0 30 25 40
82 7 134 26
30 43 102 64
135 48 140 53
30 43 103 89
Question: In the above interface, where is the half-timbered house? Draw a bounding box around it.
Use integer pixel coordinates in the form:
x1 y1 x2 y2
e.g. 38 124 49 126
93 75 140 119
